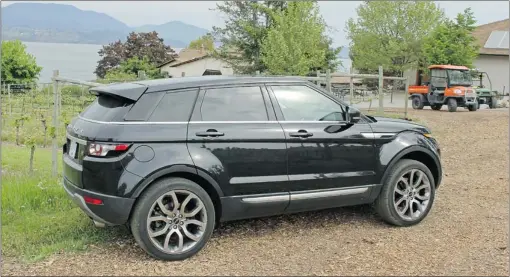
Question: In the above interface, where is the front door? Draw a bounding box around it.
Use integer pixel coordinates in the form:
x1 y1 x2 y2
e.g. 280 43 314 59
266 84 377 212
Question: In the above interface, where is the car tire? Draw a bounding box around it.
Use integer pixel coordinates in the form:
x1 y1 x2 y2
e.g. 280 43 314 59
467 103 477 112
447 98 457 112
430 104 442 111
374 159 436 227
411 95 424 110
130 177 215 261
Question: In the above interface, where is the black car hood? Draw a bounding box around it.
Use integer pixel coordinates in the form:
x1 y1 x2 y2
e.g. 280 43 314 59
367 115 431 134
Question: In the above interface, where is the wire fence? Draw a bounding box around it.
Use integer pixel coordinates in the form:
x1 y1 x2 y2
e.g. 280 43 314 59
248 67 411 117
2 67 411 176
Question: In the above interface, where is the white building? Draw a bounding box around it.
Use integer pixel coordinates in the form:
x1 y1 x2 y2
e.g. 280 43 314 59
472 19 509 93
157 48 234 78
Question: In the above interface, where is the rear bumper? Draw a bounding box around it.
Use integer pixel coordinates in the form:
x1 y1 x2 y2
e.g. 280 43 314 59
63 177 135 226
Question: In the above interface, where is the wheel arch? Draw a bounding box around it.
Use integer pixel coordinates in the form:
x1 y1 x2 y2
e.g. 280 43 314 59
129 165 224 223
381 146 442 189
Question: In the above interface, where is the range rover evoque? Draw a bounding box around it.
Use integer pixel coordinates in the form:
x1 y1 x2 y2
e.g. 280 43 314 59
63 76 442 261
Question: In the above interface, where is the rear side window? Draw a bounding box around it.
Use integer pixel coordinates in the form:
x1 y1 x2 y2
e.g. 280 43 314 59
148 89 198 122
200 86 268 121
124 91 164 121
80 95 133 122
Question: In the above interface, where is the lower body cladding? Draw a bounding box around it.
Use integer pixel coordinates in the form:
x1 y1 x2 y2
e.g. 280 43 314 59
63 177 135 226
65 174 381 226
220 184 381 222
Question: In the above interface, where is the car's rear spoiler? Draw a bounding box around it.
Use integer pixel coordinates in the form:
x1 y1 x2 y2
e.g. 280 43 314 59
89 83 148 101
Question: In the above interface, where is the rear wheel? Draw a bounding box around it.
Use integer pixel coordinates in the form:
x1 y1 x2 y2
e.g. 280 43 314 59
130 177 215 261
374 159 436 227
490 96 498 109
412 96 424 110
430 104 442 111
447 98 457 112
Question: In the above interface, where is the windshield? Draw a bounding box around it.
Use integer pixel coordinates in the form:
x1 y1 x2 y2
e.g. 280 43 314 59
447 70 472 86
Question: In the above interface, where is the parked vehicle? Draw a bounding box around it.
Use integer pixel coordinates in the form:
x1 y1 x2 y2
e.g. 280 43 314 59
471 69 500 109
409 65 478 112
63 76 443 261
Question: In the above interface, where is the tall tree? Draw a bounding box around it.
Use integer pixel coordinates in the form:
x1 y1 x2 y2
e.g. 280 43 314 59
94 31 176 78
1 40 42 84
188 33 215 52
260 1 328 75
211 1 288 74
346 1 444 76
422 8 480 68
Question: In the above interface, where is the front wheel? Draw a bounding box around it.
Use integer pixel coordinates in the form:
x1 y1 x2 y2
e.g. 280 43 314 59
467 103 478 112
412 96 424 110
447 98 457 112
374 159 436 227
130 177 216 261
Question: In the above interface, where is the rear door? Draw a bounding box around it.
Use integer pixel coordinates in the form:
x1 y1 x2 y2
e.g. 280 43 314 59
186 84 288 198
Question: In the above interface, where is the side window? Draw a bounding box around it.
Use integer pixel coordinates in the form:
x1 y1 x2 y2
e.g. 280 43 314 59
124 91 164 121
431 69 447 88
271 85 345 121
200 86 268 121
148 89 198 122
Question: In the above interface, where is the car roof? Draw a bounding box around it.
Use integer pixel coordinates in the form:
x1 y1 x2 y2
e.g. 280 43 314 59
428 64 470 70
97 75 311 94
89 75 314 101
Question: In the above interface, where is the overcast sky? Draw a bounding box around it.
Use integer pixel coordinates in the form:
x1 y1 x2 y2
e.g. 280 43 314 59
2 1 509 46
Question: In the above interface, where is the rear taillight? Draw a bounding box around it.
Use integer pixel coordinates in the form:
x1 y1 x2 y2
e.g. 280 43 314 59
83 196 103 205
88 143 131 157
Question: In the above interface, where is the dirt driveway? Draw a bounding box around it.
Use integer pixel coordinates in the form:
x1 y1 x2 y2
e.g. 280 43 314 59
3 108 509 276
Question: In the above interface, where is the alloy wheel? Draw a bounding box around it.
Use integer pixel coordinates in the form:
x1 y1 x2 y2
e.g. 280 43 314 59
393 169 432 221
146 190 207 254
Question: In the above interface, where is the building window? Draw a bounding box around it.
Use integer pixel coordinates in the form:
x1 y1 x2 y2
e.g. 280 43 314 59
203 69 222 76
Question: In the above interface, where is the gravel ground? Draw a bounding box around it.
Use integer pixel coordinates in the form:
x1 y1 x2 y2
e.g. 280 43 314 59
3 108 509 276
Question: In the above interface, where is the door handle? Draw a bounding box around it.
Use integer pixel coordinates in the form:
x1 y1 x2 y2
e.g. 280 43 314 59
289 130 313 138
195 129 225 137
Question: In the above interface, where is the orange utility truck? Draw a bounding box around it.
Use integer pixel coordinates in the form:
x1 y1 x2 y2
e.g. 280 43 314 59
409 65 478 112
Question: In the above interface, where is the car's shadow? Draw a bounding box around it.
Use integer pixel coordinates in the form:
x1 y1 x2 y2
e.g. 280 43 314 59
103 204 391 255
212 204 389 239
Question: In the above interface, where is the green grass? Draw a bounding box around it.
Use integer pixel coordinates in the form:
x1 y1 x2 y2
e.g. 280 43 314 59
2 144 128 262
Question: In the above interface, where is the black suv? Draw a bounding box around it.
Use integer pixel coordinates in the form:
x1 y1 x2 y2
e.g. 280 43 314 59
63 76 442 261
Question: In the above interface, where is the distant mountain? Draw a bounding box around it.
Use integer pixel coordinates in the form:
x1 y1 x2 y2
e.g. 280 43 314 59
134 21 209 48
2 3 130 32
2 3 209 48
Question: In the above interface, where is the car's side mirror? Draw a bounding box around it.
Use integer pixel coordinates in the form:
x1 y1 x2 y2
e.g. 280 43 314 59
346 106 361 124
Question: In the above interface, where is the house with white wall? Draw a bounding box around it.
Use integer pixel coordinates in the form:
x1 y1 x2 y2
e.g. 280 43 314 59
471 19 509 93
157 48 234 78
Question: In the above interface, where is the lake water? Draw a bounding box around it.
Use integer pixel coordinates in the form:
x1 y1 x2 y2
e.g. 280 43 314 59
23 41 352 83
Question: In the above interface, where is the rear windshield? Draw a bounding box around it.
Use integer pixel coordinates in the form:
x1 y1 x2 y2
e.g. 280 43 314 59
80 95 134 122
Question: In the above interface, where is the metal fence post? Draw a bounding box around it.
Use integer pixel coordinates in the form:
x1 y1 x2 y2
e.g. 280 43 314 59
7 84 11 115
349 67 354 105
378 66 384 113
51 70 59 177
404 77 409 119
138 70 147 80
326 69 331 93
